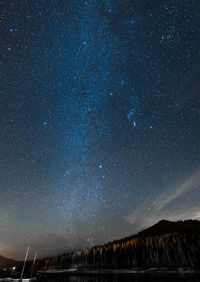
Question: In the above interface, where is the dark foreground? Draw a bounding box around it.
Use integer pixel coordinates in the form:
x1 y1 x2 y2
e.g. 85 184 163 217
39 273 200 282
35 220 200 271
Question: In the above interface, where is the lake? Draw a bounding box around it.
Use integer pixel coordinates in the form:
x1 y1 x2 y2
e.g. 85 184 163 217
40 273 200 282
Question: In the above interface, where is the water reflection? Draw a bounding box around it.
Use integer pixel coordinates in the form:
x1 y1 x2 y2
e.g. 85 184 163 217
40 274 200 282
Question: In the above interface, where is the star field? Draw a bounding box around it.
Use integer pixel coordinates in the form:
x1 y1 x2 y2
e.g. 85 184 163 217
0 0 200 259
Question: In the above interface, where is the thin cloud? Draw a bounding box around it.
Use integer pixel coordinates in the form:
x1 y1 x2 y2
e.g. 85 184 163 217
126 168 200 232
155 167 200 212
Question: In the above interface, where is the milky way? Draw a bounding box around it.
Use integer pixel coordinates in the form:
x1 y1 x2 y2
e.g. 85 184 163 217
0 0 200 259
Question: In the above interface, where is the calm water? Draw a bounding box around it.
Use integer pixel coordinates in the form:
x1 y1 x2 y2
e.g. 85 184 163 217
40 273 200 282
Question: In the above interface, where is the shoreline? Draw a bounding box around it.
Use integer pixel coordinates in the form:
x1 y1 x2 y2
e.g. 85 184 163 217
38 268 200 275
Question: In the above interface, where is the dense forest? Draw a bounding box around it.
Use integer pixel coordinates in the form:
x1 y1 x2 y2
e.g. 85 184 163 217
34 220 200 270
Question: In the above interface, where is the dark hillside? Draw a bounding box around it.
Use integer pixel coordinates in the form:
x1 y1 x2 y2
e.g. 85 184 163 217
0 255 19 269
34 220 200 270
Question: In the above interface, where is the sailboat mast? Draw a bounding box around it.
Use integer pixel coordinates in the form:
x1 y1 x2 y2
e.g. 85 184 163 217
31 252 37 277
33 252 37 266
20 246 30 280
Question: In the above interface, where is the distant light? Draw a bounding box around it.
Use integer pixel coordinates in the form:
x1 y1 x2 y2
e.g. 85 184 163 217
149 125 153 129
99 164 102 168
12 266 16 270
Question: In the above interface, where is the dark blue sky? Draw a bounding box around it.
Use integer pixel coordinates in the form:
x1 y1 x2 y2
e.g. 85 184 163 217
0 0 200 259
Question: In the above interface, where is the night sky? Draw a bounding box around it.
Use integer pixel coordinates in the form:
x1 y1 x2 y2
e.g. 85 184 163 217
0 0 200 260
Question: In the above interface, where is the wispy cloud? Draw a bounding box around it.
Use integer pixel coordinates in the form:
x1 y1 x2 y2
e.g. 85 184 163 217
155 167 200 212
126 205 200 234
126 167 200 232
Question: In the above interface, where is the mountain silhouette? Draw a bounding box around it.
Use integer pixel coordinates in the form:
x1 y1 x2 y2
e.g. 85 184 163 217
34 219 200 270
0 255 19 269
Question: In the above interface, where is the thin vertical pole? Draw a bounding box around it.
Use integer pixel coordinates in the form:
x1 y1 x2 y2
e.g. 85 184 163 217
20 246 30 280
31 252 37 277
